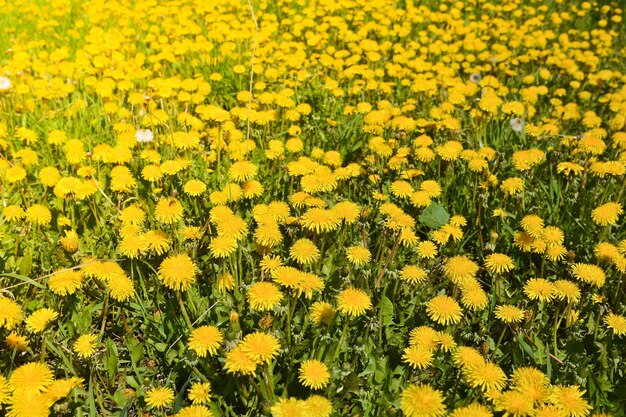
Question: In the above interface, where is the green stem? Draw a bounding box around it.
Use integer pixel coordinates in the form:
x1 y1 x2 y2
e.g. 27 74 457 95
177 291 193 329
331 318 351 362
99 293 109 340
490 326 507 360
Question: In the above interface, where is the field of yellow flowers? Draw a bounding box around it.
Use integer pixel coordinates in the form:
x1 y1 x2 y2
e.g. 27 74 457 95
1 0 626 416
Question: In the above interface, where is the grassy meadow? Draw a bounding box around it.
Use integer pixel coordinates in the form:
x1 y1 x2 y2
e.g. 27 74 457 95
0 0 626 416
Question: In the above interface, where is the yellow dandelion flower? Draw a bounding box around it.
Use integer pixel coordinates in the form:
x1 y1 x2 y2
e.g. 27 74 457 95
154 197 184 224
184 179 207 196
591 202 622 226
248 282 284 311
188 382 211 405
0 298 22 330
571 263 606 287
241 332 281 364
336 288 372 317
158 254 196 291
484 253 514 274
524 278 555 302
9 362 54 394
408 326 440 351
188 325 223 357
400 384 446 417
145 386 174 409
346 245 371 266
495 305 525 323
548 385 591 417
298 359 330 389
25 204 52 226
444 256 479 286
402 345 434 370
290 238 320 265
465 361 507 392
25 308 58 333
400 265 428 284
604 313 626 336
426 295 463 325
224 345 258 375
73 334 98 358
310 301 335 325
303 395 332 417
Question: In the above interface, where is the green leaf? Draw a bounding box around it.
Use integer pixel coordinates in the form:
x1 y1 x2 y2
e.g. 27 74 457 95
1 272 44 289
18 253 32 277
380 295 394 326
419 203 450 229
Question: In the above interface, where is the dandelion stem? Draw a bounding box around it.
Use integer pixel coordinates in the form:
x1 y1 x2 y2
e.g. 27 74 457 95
177 291 193 329
490 325 507 359
331 317 351 362
99 293 109 340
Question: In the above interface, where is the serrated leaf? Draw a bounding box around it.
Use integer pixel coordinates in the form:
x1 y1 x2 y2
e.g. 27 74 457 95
419 203 450 229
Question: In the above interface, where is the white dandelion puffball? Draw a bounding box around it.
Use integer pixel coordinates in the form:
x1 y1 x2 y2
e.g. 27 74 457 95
0 76 11 91
510 117 525 133
135 129 154 143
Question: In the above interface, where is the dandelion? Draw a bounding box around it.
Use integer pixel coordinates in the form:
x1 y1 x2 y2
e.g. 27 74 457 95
500 177 524 195
449 404 493 417
145 386 174 409
484 253 515 274
184 179 207 196
426 295 463 325
548 385 591 417
310 302 335 325
224 345 258 375
591 202 622 226
304 395 333 417
25 204 52 226
300 208 341 233
209 235 238 258
298 359 330 389
158 254 196 291
494 391 535 416
272 398 306 417
176 405 214 417
154 197 184 224
524 278 555 302
346 245 371 266
416 241 438 259
409 326 440 351
444 256 479 286
0 76 11 90
290 238 320 265
553 280 581 303
6 332 29 351
135 129 154 143
336 288 372 317
241 332 281 364
73 334 98 358
188 325 223 357
247 282 283 311
108 274 135 301
9 362 54 394
25 308 58 333
510 117 525 132
571 263 605 287
465 361 507 391
495 305 525 323
400 265 428 284
521 215 544 237
188 382 211 405
402 345 434 370
604 313 626 336
400 384 446 417
0 298 22 330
